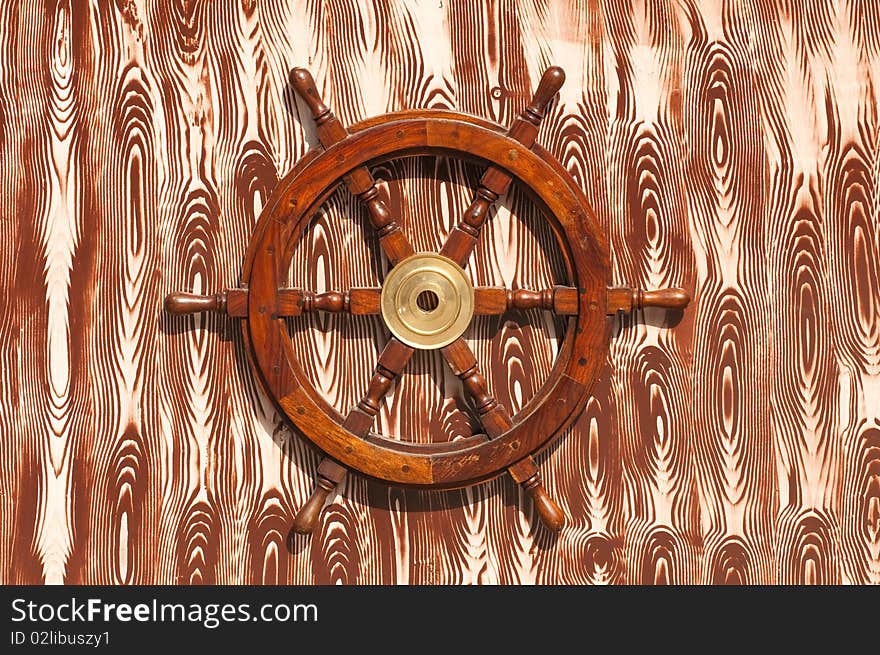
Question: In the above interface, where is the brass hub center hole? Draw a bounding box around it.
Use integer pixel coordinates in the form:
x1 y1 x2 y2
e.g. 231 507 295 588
416 290 440 312
380 252 474 350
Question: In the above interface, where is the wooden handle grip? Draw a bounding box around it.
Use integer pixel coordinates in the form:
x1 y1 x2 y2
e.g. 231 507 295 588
289 67 330 120
641 288 690 309
528 66 565 117
606 286 691 313
291 476 335 535
164 292 226 315
522 475 566 532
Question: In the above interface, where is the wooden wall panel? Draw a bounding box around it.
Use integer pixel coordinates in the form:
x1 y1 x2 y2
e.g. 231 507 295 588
1 0 878 585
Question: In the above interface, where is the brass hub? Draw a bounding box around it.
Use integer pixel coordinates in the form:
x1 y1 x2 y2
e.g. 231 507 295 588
380 253 474 350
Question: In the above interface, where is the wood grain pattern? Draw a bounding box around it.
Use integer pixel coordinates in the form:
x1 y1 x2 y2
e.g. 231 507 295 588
1 0 878 584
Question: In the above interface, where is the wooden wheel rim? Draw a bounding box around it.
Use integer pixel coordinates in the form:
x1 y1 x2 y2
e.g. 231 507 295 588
242 112 610 487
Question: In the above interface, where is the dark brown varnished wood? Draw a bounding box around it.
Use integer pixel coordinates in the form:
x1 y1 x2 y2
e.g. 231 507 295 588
345 339 414 436
276 287 381 316
293 339 414 534
606 286 691 314
521 473 566 532
441 337 566 531
164 291 227 315
348 288 382 315
441 67 566 268
290 458 347 535
166 288 381 318
168 285 581 320
230 114 610 493
473 286 579 315
164 289 249 317
290 474 335 535
246 113 608 491
289 68 414 266
300 290 346 313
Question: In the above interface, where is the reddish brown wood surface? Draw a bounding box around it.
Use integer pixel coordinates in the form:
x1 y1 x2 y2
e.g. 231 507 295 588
1 1 878 585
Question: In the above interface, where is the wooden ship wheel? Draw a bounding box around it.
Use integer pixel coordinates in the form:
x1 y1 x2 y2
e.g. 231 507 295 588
164 67 690 535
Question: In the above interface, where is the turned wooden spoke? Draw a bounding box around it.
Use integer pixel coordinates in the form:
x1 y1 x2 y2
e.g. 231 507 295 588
439 339 507 435
440 67 566 268
440 338 566 531
164 287 381 318
473 285 579 315
343 338 414 435
292 338 414 535
277 287 380 317
289 69 415 266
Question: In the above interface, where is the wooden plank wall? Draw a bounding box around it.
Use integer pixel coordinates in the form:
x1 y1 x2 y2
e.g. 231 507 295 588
1 0 878 584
